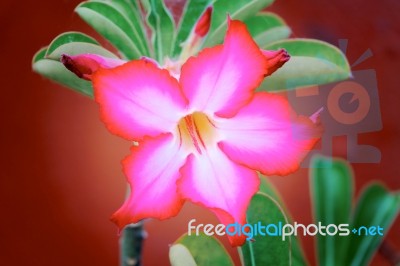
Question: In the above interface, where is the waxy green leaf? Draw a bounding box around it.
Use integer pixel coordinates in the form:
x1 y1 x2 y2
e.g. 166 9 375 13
33 58 93 97
244 12 291 47
45 31 117 60
170 233 234 266
172 0 213 57
169 244 197 266
32 47 48 64
75 1 143 59
258 39 351 91
108 0 151 56
32 32 118 97
46 32 98 55
203 0 275 48
240 192 290 266
344 184 400 266
143 0 175 63
258 175 308 266
311 156 353 266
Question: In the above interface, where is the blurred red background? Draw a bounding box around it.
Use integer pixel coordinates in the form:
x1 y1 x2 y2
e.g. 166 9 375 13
1 0 399 265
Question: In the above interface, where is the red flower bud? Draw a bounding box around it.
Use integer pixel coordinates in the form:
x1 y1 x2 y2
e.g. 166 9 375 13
194 6 213 37
61 54 125 80
261 49 290 76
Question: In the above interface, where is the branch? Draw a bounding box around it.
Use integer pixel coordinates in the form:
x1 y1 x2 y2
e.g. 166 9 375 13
120 221 147 266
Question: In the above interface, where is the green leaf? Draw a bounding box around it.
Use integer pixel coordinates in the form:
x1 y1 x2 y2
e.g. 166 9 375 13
344 183 400 266
169 244 197 266
46 31 98 54
144 0 175 63
258 39 351 91
171 233 234 266
203 0 274 48
108 0 151 56
33 59 93 97
32 31 122 97
45 31 118 60
32 47 48 64
244 12 291 47
258 175 308 266
290 236 307 266
172 0 212 57
75 1 143 59
310 155 353 266
127 0 139 9
240 192 290 266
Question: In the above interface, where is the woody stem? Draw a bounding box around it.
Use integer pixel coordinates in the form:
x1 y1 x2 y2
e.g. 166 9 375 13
120 185 146 266
120 221 146 266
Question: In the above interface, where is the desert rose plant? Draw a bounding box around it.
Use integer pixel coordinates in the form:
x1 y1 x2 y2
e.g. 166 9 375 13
33 0 399 265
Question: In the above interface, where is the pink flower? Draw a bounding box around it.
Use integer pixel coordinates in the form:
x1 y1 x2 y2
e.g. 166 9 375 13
63 19 320 246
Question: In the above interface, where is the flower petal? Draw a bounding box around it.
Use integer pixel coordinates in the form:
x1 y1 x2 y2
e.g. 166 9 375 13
61 53 126 80
180 19 268 117
111 133 188 229
261 49 290 77
92 60 188 140
178 146 260 246
217 92 321 176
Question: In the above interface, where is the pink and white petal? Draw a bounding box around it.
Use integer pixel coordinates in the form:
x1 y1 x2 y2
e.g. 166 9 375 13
111 133 188 229
217 92 322 176
178 146 260 246
92 60 188 141
61 53 126 80
180 19 268 118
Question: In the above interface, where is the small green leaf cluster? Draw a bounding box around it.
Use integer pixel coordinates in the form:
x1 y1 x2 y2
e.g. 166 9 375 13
33 0 351 97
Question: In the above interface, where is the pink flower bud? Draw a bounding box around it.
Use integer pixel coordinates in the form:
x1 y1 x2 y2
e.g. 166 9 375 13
61 54 125 80
194 6 213 37
261 48 290 76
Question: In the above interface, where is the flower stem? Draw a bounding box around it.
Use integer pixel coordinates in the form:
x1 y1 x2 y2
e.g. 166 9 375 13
120 221 146 266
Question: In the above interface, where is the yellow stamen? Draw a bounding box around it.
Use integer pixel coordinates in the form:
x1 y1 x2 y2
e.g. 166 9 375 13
178 112 216 154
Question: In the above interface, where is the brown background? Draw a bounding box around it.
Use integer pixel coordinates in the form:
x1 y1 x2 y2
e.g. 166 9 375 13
1 0 399 265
